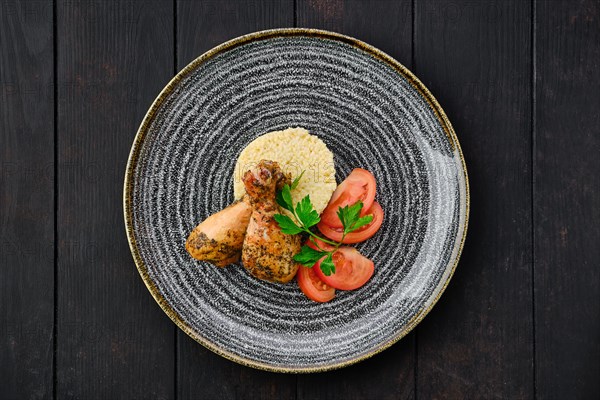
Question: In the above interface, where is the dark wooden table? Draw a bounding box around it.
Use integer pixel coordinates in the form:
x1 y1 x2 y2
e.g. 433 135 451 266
2 1 598 399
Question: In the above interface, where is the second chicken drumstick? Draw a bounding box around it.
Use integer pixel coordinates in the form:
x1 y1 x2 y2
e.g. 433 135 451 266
241 160 301 283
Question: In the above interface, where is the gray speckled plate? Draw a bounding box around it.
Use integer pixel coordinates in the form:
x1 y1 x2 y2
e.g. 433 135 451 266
124 29 469 373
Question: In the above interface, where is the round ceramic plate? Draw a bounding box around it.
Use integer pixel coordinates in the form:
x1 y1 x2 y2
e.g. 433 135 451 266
124 28 469 372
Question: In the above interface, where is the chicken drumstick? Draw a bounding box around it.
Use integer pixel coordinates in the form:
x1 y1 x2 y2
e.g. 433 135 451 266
241 160 301 283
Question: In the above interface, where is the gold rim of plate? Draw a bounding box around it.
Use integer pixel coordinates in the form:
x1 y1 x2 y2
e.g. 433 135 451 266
122 28 470 373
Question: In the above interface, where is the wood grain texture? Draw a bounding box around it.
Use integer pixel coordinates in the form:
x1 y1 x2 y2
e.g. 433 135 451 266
177 0 295 68
414 1 534 398
297 0 413 67
534 1 600 398
297 348 415 400
297 1 415 399
0 1 54 398
55 1 175 398
176 1 296 399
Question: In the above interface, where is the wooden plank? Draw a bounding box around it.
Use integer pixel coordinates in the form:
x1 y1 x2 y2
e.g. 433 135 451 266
175 1 297 399
297 348 415 400
0 1 54 398
177 0 295 67
414 1 534 398
534 1 600 398
296 1 415 399
55 1 175 398
297 0 413 67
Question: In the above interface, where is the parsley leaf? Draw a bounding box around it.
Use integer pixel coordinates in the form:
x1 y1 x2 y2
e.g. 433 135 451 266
293 245 325 267
295 195 320 228
337 201 364 234
319 253 336 276
291 171 305 190
275 184 294 212
277 171 305 210
273 214 303 235
351 214 374 231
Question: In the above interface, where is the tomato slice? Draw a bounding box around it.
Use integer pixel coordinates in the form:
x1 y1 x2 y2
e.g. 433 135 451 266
314 247 374 290
318 201 384 244
320 169 377 228
297 265 335 302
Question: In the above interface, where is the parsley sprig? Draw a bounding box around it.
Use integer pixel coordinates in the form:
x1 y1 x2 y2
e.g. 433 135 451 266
273 172 373 276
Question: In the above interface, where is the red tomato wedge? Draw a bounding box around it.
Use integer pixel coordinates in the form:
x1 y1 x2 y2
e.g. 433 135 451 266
297 265 335 303
318 201 384 244
314 247 374 290
320 169 377 228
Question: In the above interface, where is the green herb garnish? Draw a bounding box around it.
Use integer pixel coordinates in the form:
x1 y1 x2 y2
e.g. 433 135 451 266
274 172 373 276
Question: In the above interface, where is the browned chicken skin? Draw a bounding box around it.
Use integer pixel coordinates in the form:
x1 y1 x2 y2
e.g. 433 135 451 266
186 196 252 266
185 160 300 283
241 160 301 283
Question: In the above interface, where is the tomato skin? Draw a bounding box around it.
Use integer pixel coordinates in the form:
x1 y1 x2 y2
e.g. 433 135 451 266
314 247 374 290
320 169 377 228
318 201 384 244
297 265 336 302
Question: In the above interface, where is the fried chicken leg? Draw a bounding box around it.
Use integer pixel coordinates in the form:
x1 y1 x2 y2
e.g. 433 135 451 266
186 196 252 266
241 160 301 283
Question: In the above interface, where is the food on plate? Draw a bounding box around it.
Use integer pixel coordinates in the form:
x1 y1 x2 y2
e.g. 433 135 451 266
241 160 301 283
302 238 374 291
275 190 375 276
318 201 384 244
233 127 336 215
185 127 384 302
297 264 335 303
185 196 252 266
313 247 374 291
186 158 291 267
319 168 376 228
274 169 383 301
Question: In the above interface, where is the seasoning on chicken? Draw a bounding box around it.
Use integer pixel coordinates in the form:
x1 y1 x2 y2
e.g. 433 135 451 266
241 160 301 283
186 196 252 266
